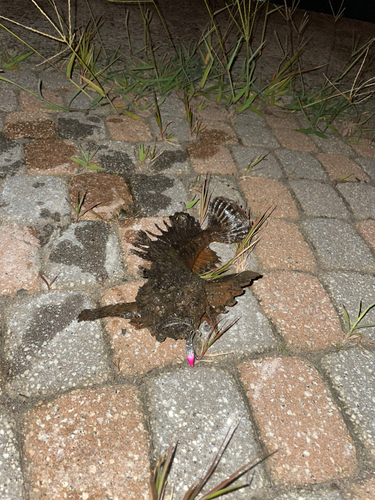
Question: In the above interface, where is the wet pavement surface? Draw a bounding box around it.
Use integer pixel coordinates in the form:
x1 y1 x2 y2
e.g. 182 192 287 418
1 2 375 500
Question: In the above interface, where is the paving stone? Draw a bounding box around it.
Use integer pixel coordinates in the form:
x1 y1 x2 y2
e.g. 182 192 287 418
275 150 328 180
0 88 18 112
18 89 64 112
98 147 136 177
322 272 375 342
43 221 122 287
4 291 110 398
119 216 166 277
272 486 345 500
272 128 317 152
350 140 375 158
149 97 190 142
290 180 349 218
200 120 238 145
25 138 78 175
254 219 316 271
147 146 190 174
0 409 25 500
0 133 24 178
322 348 375 458
187 142 236 173
3 111 56 139
106 115 152 142
1 70 38 89
337 183 375 219
356 157 375 178
342 476 375 500
101 282 186 375
239 357 357 486
264 113 300 130
240 178 299 219
253 272 343 351
232 146 283 178
65 90 104 110
22 386 150 499
196 101 230 122
205 175 246 206
233 112 280 148
130 173 188 216
200 288 278 356
302 219 375 272
0 225 41 296
58 113 106 140
311 134 353 155
148 367 266 497
69 172 133 220
316 154 368 182
38 68 72 90
357 220 375 252
0 175 71 226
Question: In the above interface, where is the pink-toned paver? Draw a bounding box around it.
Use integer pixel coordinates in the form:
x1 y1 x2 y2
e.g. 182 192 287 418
253 271 343 351
0 225 41 296
101 282 186 375
264 112 300 130
106 115 152 142
22 385 150 499
270 128 317 152
69 173 133 220
317 153 368 182
19 89 64 112
25 138 78 175
350 139 375 158
3 110 56 139
119 216 168 277
239 356 357 486
199 121 238 145
240 178 299 219
195 101 230 122
187 143 236 173
255 219 316 271
357 220 375 252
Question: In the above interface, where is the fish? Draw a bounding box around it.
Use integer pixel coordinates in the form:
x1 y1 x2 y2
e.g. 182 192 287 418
78 197 261 366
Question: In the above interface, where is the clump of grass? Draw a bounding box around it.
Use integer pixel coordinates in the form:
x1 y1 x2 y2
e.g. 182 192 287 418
150 414 275 499
342 300 375 344
134 142 163 170
198 317 240 362
240 153 268 179
0 46 32 70
70 146 104 170
70 191 102 222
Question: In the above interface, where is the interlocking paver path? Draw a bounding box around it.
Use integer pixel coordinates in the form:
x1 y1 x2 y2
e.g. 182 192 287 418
1 27 375 500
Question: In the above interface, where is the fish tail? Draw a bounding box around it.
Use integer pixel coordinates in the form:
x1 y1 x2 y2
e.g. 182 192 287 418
204 197 252 244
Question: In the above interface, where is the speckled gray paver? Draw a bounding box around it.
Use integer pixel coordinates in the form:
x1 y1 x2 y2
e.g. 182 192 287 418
337 183 375 219
322 348 375 458
130 173 188 216
0 133 24 178
43 221 122 287
0 409 25 500
58 113 106 140
0 89 18 112
4 291 110 398
148 367 266 498
302 218 375 272
98 148 136 177
149 96 190 142
290 180 349 218
356 157 375 178
149 147 190 173
231 146 283 178
311 135 353 155
200 290 278 355
233 112 279 148
0 175 70 225
323 272 375 341
275 150 328 180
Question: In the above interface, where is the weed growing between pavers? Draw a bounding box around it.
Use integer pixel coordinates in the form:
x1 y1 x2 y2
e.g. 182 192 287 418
0 1 374 137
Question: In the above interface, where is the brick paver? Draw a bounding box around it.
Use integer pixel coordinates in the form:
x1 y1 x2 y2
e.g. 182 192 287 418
239 357 357 486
